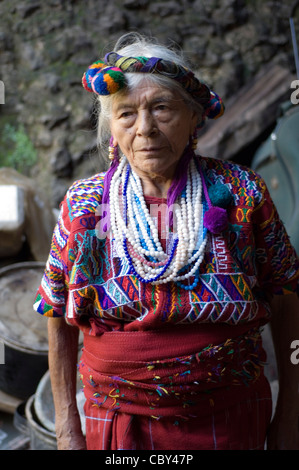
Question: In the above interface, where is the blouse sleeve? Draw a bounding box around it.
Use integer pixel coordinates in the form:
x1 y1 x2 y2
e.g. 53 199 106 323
253 180 299 296
33 196 70 317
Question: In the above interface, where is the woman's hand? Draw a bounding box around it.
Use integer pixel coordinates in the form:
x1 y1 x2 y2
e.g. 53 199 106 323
48 317 86 450
55 412 86 450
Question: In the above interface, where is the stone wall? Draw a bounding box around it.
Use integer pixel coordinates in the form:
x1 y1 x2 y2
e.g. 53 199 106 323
0 0 298 206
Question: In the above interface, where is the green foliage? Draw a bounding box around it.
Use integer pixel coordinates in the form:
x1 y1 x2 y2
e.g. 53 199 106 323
0 123 37 175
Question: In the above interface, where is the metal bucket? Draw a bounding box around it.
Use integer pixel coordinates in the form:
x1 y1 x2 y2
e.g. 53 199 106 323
25 394 57 450
34 369 86 435
21 370 85 450
0 261 48 400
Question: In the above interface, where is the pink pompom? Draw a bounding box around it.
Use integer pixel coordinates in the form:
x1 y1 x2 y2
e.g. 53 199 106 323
203 207 228 234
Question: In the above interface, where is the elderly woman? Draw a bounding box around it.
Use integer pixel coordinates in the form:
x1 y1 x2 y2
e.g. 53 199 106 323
34 33 299 450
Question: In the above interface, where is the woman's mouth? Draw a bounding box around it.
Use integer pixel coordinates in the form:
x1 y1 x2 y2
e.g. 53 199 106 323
139 147 164 153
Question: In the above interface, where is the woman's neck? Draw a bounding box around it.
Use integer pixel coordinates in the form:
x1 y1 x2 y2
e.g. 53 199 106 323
138 174 172 199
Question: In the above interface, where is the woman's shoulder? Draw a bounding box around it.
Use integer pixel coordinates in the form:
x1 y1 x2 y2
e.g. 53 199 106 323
200 155 260 177
199 155 266 202
63 171 106 220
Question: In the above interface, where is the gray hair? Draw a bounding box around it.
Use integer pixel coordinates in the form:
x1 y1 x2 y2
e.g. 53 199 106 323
96 33 203 156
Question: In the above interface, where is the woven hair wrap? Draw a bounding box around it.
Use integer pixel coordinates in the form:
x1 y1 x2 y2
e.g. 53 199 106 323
82 52 224 127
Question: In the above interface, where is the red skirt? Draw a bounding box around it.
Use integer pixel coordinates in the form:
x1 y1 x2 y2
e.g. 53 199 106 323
78 323 272 450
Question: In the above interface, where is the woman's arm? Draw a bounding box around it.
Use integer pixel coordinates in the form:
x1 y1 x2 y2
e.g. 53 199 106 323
48 317 86 450
267 292 299 449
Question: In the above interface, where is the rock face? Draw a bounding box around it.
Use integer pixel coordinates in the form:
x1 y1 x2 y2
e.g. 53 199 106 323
198 63 295 161
0 0 298 206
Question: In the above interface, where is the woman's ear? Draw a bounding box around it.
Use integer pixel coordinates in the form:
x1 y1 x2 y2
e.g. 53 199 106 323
109 133 118 147
108 137 119 161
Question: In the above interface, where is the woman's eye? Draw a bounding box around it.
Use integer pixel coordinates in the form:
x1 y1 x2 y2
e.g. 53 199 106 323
120 111 133 118
155 105 167 111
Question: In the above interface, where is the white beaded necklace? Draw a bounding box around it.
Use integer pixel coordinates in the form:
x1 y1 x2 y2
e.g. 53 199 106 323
109 155 208 286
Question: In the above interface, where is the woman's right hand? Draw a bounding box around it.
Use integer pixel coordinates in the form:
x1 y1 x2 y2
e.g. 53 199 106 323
56 428 87 450
55 411 87 450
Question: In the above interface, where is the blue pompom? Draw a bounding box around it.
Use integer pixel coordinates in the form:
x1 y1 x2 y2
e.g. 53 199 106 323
208 184 232 208
92 72 109 95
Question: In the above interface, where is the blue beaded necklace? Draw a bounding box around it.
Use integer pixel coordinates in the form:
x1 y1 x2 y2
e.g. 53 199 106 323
112 157 208 287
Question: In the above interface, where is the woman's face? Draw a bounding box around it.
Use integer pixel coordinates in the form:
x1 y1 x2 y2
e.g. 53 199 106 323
110 80 198 183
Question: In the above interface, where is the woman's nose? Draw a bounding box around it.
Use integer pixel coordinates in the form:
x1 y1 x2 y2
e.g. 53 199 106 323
136 111 158 137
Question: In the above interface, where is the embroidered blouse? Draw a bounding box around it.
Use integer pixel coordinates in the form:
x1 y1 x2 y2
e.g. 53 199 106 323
34 156 299 334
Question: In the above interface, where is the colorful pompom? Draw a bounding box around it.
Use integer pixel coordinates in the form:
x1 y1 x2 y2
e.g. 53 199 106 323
203 206 228 234
82 62 126 96
82 73 92 92
205 92 225 120
82 60 106 92
91 66 125 95
208 184 232 208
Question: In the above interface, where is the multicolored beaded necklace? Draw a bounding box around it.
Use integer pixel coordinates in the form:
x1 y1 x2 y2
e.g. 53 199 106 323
109 153 210 289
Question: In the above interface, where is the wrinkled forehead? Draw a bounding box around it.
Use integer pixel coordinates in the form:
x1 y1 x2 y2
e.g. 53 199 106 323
111 74 191 107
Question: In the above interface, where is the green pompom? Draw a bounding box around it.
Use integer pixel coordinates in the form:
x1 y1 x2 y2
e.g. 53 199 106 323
208 184 232 208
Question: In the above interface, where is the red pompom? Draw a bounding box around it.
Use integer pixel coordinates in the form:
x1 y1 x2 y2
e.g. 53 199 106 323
203 207 228 234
